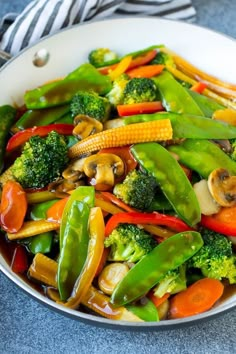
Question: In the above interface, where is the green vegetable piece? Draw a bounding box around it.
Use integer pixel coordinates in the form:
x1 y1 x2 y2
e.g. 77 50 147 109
0 105 16 172
168 139 236 179
124 112 236 139
30 199 58 220
123 78 157 105
111 231 203 306
59 186 95 246
57 186 95 301
24 63 112 109
153 71 204 116
28 232 53 254
12 131 68 189
16 105 70 130
188 228 236 284
88 48 119 68
126 299 159 322
188 89 225 117
147 192 173 212
70 90 111 122
104 224 157 263
54 112 74 124
113 169 157 211
131 143 201 226
58 200 90 301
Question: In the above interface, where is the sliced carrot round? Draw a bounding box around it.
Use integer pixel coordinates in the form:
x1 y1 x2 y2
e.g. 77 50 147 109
169 278 224 319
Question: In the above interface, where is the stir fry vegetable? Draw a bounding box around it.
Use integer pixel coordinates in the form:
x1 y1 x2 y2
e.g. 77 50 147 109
1 44 236 323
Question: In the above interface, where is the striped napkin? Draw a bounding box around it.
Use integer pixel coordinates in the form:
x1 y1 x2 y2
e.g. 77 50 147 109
0 0 196 56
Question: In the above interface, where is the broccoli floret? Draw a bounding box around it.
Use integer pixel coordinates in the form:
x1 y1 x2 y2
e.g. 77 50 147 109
104 223 157 262
153 264 187 298
70 90 111 122
88 48 118 68
12 131 68 189
123 78 157 105
151 51 174 66
106 74 129 106
113 169 158 210
188 228 236 284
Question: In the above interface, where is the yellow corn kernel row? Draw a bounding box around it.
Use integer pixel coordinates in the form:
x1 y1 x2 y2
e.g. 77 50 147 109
7 220 60 240
69 119 172 158
29 253 143 321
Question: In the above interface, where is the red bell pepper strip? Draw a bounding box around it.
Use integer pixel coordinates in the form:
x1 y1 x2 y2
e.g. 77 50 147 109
127 50 157 70
190 82 207 94
201 206 236 236
0 181 27 233
6 123 74 152
117 101 164 117
126 64 165 79
105 211 192 237
11 245 28 273
98 50 157 75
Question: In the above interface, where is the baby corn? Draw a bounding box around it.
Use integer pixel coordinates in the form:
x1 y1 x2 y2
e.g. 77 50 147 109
7 220 60 240
69 119 172 158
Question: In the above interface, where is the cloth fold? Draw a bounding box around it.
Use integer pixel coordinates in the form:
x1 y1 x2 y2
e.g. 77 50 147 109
0 0 196 56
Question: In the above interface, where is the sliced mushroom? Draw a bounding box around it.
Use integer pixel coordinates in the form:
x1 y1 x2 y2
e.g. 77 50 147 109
208 168 236 207
73 114 103 140
48 178 85 198
193 179 220 215
62 157 87 181
83 153 124 187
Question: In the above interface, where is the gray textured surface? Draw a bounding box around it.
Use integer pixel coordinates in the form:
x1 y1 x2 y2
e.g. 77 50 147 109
0 1 236 353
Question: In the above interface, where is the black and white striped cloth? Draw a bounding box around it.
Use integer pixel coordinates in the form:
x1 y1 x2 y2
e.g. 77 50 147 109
0 0 196 56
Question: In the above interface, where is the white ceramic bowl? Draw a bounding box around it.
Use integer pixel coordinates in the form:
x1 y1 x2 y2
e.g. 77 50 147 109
0 17 236 330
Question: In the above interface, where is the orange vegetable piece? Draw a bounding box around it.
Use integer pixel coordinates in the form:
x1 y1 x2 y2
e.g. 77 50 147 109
46 197 69 223
127 64 165 78
0 181 27 233
169 278 224 319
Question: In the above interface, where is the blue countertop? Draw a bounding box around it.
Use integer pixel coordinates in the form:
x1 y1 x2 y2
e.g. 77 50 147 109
0 1 236 353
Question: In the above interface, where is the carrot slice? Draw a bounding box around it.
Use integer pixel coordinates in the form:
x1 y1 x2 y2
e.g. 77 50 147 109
169 278 224 319
127 64 165 78
148 291 170 308
46 197 69 223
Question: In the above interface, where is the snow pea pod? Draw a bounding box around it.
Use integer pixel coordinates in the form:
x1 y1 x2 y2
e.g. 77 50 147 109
188 89 225 117
0 105 16 172
24 64 112 109
131 142 201 226
153 71 204 116
168 139 236 178
57 186 95 301
16 104 71 130
58 200 90 301
111 231 203 306
124 112 236 139
59 186 95 245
